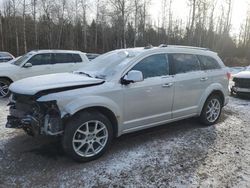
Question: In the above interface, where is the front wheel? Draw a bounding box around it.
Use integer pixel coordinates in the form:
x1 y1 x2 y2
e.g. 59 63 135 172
62 110 113 162
200 95 222 125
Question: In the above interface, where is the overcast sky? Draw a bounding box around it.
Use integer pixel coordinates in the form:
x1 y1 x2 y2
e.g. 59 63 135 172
149 0 248 35
0 0 248 35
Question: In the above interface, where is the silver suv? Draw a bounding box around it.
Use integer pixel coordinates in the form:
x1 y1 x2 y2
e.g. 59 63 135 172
6 45 230 162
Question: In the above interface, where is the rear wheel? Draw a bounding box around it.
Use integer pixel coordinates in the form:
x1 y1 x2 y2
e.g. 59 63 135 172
62 110 113 162
0 79 11 98
200 95 222 125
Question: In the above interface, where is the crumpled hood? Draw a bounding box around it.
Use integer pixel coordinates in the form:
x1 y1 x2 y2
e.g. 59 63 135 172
233 71 250 79
9 73 104 95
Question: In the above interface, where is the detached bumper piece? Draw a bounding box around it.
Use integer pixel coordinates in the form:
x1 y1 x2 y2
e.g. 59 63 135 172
6 115 40 136
6 116 22 128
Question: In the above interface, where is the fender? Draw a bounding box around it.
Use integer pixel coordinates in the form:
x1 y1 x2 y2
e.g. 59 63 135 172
0 75 15 82
198 83 227 115
63 95 123 124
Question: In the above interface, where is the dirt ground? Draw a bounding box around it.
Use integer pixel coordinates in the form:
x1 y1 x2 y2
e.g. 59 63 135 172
0 96 250 187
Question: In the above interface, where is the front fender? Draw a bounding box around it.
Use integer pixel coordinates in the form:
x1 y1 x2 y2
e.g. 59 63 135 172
198 83 228 115
63 95 122 123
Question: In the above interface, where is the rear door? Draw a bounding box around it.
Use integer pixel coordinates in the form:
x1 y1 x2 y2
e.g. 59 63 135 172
169 53 207 118
198 55 223 85
52 53 84 73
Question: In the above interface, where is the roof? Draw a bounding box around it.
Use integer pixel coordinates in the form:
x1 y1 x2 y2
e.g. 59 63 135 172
28 49 85 54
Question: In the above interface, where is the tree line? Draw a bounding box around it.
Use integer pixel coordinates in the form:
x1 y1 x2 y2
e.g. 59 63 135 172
0 0 250 67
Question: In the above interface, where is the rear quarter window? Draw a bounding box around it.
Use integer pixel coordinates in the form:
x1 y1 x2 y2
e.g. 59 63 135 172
197 55 221 70
54 53 75 64
72 54 83 62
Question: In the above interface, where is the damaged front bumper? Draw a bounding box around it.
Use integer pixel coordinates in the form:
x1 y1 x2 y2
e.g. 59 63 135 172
6 94 66 136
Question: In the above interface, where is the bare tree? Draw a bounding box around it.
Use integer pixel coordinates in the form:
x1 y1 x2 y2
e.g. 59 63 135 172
109 0 132 48
133 0 142 47
10 0 20 55
22 0 27 53
80 0 87 50
31 0 38 48
224 0 232 34
57 0 67 48
0 11 4 50
95 0 100 50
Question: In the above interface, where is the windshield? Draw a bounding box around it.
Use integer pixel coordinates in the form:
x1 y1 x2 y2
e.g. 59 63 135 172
12 53 32 66
76 50 135 80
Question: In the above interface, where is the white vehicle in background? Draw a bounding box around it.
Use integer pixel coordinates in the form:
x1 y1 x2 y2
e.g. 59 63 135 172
0 51 15 63
231 66 250 96
6 45 230 162
0 50 89 98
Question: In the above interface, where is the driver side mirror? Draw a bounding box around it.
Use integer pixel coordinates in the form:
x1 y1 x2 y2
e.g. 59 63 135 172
121 70 144 85
23 62 32 68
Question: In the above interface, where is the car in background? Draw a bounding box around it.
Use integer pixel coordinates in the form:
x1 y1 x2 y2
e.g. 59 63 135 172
231 67 250 96
6 45 229 162
0 51 15 63
0 50 89 98
86 53 100 61
229 66 246 75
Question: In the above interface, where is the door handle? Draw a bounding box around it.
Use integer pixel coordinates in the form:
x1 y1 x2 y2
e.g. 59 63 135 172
200 77 208 81
162 83 173 88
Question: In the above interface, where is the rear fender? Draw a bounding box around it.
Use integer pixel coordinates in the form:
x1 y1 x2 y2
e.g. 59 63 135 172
198 83 227 115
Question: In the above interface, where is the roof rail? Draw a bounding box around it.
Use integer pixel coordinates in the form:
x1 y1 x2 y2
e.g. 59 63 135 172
159 44 168 48
144 44 153 49
168 45 210 51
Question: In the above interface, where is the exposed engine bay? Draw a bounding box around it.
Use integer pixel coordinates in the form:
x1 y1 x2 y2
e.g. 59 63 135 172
6 93 65 136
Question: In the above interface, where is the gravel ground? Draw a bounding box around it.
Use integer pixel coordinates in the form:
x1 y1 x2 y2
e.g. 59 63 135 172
0 96 250 187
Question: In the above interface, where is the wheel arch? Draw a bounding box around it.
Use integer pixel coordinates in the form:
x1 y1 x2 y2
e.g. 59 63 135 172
0 76 13 83
198 84 226 115
207 90 225 105
68 106 119 138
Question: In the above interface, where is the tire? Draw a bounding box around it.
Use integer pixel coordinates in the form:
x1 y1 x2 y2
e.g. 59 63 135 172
62 110 113 162
200 95 223 126
0 78 11 99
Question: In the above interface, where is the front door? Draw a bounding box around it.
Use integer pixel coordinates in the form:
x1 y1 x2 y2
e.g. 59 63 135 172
122 53 174 131
19 53 53 79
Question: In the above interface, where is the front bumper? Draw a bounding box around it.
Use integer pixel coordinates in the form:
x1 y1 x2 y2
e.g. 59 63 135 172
231 86 250 94
6 96 64 136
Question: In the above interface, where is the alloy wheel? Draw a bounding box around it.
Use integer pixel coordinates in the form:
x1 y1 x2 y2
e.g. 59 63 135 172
0 81 9 98
72 120 108 157
206 98 221 123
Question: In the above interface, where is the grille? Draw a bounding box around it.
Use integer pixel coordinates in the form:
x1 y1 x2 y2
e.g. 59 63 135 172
233 77 250 89
12 93 34 103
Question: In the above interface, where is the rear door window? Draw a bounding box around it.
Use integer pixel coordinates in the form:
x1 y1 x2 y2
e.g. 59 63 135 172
54 53 75 64
72 54 82 63
28 53 52 66
197 55 221 70
170 54 201 74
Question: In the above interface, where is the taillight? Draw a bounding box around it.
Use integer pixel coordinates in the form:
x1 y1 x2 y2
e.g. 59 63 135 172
226 72 231 80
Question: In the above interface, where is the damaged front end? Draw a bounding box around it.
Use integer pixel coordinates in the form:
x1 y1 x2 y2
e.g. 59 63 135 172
6 93 66 136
